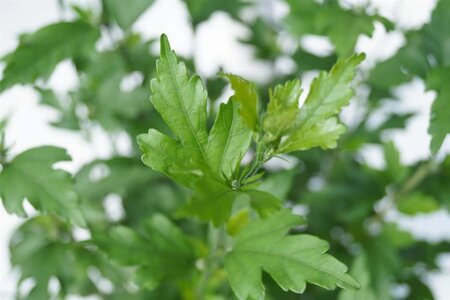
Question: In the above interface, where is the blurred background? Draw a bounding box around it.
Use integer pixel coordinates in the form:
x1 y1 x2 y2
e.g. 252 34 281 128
1 0 450 299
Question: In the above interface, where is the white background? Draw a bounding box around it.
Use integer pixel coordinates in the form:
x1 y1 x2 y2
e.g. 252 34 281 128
1 0 450 299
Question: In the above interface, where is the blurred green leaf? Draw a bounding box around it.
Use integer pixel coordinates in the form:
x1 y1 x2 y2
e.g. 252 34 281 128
0 22 99 92
184 0 246 26
96 214 195 288
0 146 84 225
104 0 156 29
397 193 439 215
284 0 382 56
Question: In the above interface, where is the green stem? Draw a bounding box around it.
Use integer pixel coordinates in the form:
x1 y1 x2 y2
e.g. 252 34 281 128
376 159 437 219
241 141 267 183
0 132 7 166
196 224 223 299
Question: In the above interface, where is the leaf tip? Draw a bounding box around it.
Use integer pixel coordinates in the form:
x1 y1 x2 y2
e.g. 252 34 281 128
159 33 171 55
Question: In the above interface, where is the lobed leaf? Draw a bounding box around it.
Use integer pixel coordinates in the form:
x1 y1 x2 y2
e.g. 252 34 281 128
225 210 359 299
0 146 84 225
277 54 365 153
207 100 252 179
0 21 99 92
222 73 259 131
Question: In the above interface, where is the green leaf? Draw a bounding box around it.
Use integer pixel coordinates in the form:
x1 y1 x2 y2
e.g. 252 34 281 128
181 176 237 226
338 255 377 300
207 100 252 178
367 34 429 94
244 190 281 218
97 214 195 288
263 79 302 143
149 34 209 166
381 223 415 248
104 0 155 29
426 67 450 154
279 117 346 152
36 88 80 130
284 0 379 57
139 35 257 225
94 73 149 130
184 0 246 27
224 210 359 300
222 73 259 131
10 216 111 299
383 141 408 183
258 168 298 200
277 54 364 153
0 22 99 92
138 129 198 188
0 146 84 225
397 193 439 215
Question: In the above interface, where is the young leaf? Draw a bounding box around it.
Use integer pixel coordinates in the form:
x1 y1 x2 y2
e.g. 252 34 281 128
149 34 209 166
222 73 259 131
279 117 346 152
138 35 254 224
263 79 302 143
0 22 99 92
0 146 84 225
224 210 359 299
207 100 252 178
277 53 365 153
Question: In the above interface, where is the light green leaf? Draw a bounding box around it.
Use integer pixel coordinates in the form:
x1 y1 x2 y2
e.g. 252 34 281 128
225 210 359 300
0 22 99 92
104 0 155 29
278 54 365 153
150 34 209 166
279 117 346 152
207 100 251 178
137 129 198 188
263 79 302 143
222 73 259 131
0 146 84 225
397 193 439 215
